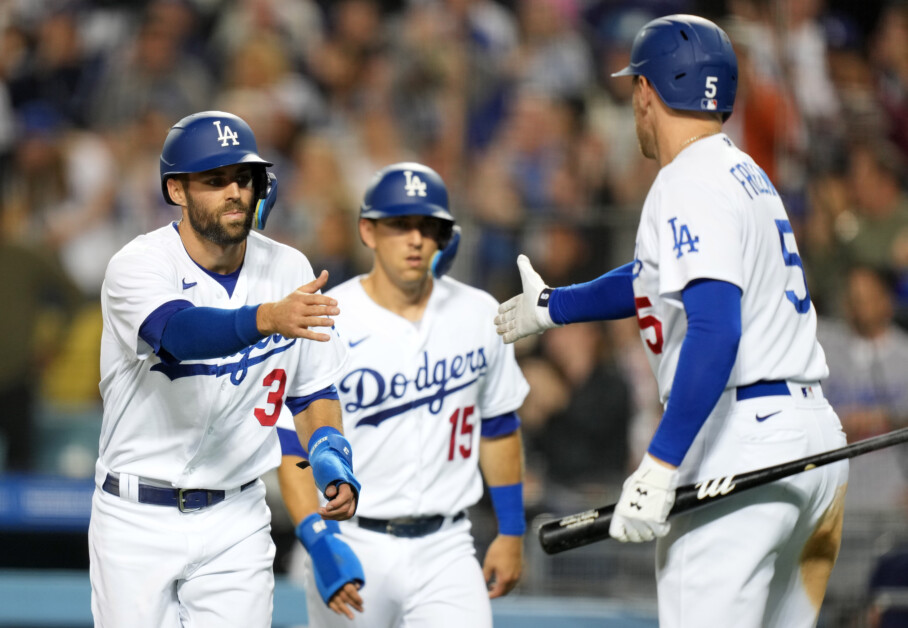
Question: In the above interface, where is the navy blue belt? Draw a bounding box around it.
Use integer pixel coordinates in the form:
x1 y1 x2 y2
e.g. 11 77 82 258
356 511 466 537
102 473 256 512
736 380 790 401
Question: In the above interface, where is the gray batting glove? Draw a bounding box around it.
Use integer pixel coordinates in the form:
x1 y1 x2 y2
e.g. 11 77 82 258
494 254 560 344
609 454 680 543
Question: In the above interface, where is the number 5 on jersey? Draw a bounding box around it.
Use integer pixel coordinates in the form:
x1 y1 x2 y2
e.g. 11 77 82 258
635 296 664 354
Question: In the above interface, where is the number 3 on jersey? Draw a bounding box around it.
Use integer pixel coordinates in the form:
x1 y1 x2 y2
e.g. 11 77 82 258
254 369 286 426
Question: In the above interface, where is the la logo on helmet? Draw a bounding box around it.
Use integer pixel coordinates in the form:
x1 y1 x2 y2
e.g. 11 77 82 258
213 120 240 147
403 171 427 197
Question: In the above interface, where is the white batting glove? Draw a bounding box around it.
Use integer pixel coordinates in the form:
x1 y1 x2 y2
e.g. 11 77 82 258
609 454 680 543
494 254 560 344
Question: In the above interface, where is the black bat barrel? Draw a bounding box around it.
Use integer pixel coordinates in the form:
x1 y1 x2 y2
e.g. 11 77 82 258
538 505 616 554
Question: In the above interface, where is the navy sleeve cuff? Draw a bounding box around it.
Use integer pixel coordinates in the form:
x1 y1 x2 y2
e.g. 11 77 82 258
286 385 340 415
481 411 521 437
235 305 263 345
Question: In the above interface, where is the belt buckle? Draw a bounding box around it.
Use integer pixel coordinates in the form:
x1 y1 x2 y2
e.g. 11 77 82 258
178 488 204 512
386 516 419 536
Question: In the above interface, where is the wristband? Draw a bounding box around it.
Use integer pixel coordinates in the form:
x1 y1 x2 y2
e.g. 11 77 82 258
296 513 364 605
307 426 361 503
536 288 557 328
296 512 342 549
488 483 526 536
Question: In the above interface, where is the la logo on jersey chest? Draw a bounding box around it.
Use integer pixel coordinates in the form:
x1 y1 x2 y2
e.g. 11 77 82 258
213 120 240 147
668 217 699 258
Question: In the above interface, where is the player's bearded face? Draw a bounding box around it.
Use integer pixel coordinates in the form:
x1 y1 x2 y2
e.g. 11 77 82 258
183 168 255 245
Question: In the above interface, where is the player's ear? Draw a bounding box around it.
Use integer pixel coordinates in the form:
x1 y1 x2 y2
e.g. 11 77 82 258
359 218 377 250
636 76 652 103
167 176 187 206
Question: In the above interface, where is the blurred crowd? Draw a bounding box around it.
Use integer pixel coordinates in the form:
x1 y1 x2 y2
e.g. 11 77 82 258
1 0 908 529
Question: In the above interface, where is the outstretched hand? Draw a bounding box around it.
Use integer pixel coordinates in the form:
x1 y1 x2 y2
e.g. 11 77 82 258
257 270 339 341
494 255 560 344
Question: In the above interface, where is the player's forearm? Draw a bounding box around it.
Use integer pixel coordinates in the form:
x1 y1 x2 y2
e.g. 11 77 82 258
277 455 322 525
479 430 524 486
548 262 637 324
480 430 527 537
293 398 345 449
294 400 361 518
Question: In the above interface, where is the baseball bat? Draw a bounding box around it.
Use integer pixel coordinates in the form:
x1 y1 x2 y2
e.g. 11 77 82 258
539 426 908 555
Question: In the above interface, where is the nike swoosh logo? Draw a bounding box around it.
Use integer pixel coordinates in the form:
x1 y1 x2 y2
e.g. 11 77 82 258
756 411 781 422
182 279 198 290
348 336 369 348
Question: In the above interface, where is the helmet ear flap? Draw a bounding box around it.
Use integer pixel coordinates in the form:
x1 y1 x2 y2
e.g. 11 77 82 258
431 225 461 278
253 171 278 230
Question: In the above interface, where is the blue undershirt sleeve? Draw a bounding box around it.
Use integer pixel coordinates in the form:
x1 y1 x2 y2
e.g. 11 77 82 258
138 300 194 355
548 262 637 324
480 411 521 438
148 303 265 361
647 279 742 466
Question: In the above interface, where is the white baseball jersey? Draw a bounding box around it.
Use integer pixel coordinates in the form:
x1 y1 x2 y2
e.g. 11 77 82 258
97 222 347 489
631 133 828 402
286 275 529 518
631 134 848 628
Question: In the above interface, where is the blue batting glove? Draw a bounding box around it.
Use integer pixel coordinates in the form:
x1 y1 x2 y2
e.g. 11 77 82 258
296 513 365 605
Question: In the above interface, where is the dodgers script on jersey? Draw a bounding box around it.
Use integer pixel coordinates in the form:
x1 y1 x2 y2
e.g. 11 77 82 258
283 275 529 518
97 223 347 489
632 134 828 403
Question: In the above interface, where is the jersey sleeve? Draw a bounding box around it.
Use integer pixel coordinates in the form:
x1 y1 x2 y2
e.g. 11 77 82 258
102 245 189 360
657 179 745 300
479 301 530 419
283 256 350 398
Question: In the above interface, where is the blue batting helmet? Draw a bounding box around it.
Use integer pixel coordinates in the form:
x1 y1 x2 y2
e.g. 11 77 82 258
612 15 738 120
360 162 460 277
160 111 273 206
360 162 454 223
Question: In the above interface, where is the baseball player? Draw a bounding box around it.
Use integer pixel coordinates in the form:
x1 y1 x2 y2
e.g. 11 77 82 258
89 111 360 628
494 15 849 628
276 162 530 627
